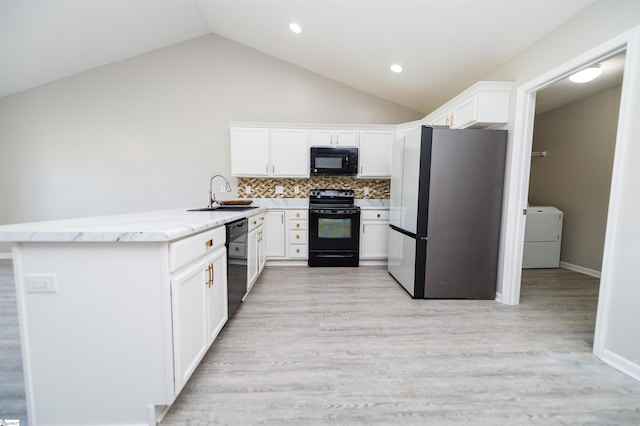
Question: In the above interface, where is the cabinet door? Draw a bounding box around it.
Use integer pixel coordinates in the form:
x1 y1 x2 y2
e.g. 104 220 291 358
451 95 477 129
271 129 309 177
258 228 267 273
358 130 394 177
248 227 259 287
230 127 270 176
335 130 359 146
171 254 211 394
265 211 285 258
206 248 228 346
360 221 390 259
432 111 452 127
311 130 334 146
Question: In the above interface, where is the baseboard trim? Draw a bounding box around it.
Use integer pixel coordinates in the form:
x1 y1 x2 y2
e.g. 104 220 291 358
599 348 640 382
559 261 601 278
0 252 12 260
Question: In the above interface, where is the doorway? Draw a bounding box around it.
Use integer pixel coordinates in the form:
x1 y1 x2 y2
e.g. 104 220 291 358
499 27 640 379
519 51 624 349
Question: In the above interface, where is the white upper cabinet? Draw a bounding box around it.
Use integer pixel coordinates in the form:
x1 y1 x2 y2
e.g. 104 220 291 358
311 129 359 147
230 127 270 176
358 130 394 178
271 128 309 177
425 81 513 129
230 125 309 178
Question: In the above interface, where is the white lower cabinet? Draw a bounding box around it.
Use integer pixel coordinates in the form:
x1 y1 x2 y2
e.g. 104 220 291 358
171 246 227 394
248 213 266 292
266 210 286 258
287 210 308 259
360 210 390 259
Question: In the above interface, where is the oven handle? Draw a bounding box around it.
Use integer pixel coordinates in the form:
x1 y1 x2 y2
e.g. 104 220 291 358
310 210 360 215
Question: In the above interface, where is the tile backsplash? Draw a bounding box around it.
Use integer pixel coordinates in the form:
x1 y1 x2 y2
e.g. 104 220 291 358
237 177 390 199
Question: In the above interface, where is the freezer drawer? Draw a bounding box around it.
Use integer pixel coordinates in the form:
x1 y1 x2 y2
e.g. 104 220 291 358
523 206 563 268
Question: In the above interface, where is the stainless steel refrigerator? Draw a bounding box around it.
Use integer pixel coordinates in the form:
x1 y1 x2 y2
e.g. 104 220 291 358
388 125 507 299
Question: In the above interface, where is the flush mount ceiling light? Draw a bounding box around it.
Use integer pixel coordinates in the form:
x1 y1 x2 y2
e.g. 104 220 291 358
289 23 302 34
569 64 602 83
390 64 403 73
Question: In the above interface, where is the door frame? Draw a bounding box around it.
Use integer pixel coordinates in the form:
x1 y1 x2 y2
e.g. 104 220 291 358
498 26 640 361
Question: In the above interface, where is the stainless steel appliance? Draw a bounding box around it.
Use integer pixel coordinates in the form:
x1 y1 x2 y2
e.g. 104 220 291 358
308 189 361 267
226 218 248 316
388 126 507 299
310 147 358 176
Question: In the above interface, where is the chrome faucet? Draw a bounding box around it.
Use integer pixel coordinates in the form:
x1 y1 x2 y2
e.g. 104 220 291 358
208 174 232 208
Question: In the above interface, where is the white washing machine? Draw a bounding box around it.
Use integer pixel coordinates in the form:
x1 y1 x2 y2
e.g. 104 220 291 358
522 206 563 268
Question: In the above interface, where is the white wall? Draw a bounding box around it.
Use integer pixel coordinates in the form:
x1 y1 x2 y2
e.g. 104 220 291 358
482 0 640 375
529 86 620 272
0 33 422 251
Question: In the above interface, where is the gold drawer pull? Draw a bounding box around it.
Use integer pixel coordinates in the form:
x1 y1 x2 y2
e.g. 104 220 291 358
296 212 300 218
205 239 213 247
296 248 300 253
296 234 300 239
296 223 300 228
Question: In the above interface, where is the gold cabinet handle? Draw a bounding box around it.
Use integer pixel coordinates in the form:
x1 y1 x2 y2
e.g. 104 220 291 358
272 165 275 173
296 223 300 228
360 165 363 174
296 212 300 218
205 264 213 287
265 164 268 173
205 239 212 247
296 248 300 253
296 234 300 239
253 220 257 225
363 224 366 233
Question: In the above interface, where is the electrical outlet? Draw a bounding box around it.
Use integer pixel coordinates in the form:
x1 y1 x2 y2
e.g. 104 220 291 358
25 273 58 293
363 187 370 196
275 186 284 194
244 185 251 194
294 186 300 194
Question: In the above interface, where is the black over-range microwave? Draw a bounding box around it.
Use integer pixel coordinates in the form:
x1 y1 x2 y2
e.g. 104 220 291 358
310 146 358 176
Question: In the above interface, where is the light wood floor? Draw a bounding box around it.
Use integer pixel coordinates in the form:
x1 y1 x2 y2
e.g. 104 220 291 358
2 260 640 425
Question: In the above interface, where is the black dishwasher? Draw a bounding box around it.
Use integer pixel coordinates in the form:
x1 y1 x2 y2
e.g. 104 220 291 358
226 218 248 318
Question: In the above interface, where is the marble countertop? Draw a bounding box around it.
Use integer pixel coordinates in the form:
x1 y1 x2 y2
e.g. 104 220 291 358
0 199 389 243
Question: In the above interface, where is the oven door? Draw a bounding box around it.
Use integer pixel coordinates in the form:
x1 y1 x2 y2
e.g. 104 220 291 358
308 208 360 266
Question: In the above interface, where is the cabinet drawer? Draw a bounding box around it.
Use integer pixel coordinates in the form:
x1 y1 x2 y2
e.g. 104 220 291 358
289 230 307 244
288 210 308 220
289 220 307 230
289 244 307 258
170 227 226 273
249 214 265 231
361 210 390 221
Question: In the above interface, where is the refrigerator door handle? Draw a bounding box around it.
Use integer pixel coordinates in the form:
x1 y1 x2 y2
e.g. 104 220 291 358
389 224 420 239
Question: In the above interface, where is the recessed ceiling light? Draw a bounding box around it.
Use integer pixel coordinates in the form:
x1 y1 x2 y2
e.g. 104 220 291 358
569 64 602 83
289 23 302 34
390 64 403 73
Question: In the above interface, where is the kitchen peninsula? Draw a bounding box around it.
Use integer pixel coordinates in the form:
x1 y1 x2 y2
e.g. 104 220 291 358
0 207 264 425
0 198 388 426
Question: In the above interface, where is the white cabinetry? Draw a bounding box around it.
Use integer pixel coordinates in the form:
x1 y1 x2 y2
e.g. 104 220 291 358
248 213 266 292
271 128 309 177
287 210 308 258
266 210 286 258
171 242 227 394
230 126 309 177
360 209 390 259
230 127 270 176
312 129 359 146
425 81 513 129
358 130 394 177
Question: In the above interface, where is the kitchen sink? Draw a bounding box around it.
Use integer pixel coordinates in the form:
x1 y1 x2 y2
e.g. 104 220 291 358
187 206 259 212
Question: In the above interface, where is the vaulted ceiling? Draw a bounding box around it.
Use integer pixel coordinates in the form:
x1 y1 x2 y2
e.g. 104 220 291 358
1 0 597 113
